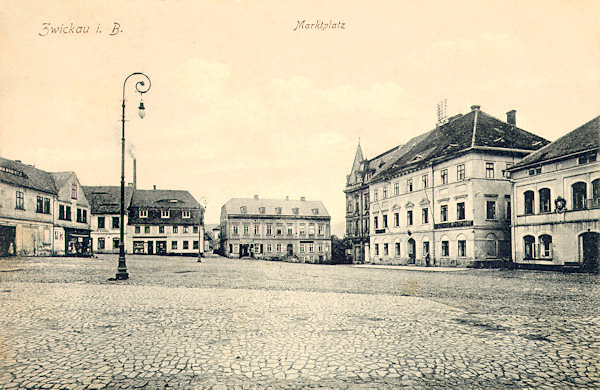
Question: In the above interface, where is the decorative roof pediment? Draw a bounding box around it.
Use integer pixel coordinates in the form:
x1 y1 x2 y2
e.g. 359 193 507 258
419 198 430 206
405 201 414 209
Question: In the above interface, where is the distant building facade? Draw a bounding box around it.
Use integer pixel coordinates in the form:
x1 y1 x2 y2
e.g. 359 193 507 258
344 144 399 264
220 196 331 263
508 116 600 270
366 106 549 267
127 188 204 256
84 185 134 254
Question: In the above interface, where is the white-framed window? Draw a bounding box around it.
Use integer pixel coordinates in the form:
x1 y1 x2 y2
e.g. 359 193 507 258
486 162 494 178
441 241 449 257
300 243 305 253
382 187 388 199
440 205 448 222
161 210 170 218
243 224 249 236
144 226 150 234
139 209 148 218
457 202 465 220
183 226 188 234
308 224 315 236
276 243 282 252
457 164 465 181
254 224 260 235
318 243 323 252
182 210 191 218
422 174 428 189
318 224 324 235
440 169 448 184
407 179 413 192
458 240 466 257
266 224 272 235
486 201 496 220
173 225 178 234
240 206 247 214
309 243 314 253
232 225 238 235
373 189 378 201
287 224 293 235
266 244 272 252
394 182 399 196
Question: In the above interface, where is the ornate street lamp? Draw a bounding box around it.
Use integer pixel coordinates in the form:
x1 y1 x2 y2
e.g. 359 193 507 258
116 72 151 280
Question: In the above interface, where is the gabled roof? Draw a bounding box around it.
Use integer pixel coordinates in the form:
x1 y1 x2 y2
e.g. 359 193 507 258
509 115 600 170
83 186 134 214
50 172 74 190
223 197 330 218
130 189 201 209
372 107 550 182
0 157 58 195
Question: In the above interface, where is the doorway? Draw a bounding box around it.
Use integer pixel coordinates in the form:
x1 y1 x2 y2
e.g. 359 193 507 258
408 238 416 264
147 241 154 255
287 244 293 256
580 232 600 271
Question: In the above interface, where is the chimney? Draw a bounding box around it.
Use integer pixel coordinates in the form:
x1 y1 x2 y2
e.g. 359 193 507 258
153 185 156 191
285 196 289 201
15 160 21 163
300 196 306 201
133 158 137 189
254 195 259 200
471 105 481 112
506 110 516 126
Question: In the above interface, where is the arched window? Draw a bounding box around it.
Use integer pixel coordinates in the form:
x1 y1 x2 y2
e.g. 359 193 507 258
539 188 551 213
539 235 552 258
592 179 600 209
524 190 534 215
523 235 535 259
457 234 467 257
485 233 497 258
572 182 587 210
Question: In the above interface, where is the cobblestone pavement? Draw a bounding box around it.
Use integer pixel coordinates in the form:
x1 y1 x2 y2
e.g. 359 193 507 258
0 254 598 389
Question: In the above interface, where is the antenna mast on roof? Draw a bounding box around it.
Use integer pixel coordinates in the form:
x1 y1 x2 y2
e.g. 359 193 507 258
437 99 448 126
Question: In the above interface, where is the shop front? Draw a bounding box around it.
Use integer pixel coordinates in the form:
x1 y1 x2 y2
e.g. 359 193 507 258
64 228 92 257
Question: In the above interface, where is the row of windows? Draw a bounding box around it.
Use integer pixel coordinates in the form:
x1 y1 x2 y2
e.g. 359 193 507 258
134 225 199 234
97 238 199 250
58 204 87 223
36 196 51 214
139 209 192 219
523 180 600 214
231 223 327 236
523 234 553 259
97 216 120 229
373 164 469 202
373 240 468 258
230 243 330 253
240 206 320 216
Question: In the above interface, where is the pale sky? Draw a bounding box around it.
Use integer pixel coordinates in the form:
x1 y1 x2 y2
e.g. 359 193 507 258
1 0 599 235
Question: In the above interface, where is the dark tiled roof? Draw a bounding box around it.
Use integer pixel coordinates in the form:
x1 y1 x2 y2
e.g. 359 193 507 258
0 157 58 195
223 198 330 218
373 108 550 181
510 115 600 170
50 172 74 190
83 186 134 214
130 189 201 209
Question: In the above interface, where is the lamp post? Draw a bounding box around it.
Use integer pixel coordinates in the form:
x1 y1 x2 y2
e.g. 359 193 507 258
116 72 151 280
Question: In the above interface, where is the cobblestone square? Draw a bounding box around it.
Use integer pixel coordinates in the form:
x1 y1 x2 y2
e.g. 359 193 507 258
0 254 598 389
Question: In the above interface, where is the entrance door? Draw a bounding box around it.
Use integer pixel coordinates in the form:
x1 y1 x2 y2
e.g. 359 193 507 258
157 241 167 255
147 241 154 255
0 226 16 256
580 232 600 271
287 244 293 256
408 239 416 264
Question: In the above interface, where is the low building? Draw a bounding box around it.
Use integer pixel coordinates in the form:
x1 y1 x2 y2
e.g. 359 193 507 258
0 158 57 256
127 187 204 256
508 115 600 270
51 172 92 256
84 185 134 254
367 106 549 267
220 196 331 263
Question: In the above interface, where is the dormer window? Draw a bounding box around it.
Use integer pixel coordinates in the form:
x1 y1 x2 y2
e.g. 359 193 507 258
240 206 247 214
139 209 148 218
182 210 191 218
312 208 319 215
259 207 265 214
292 208 299 215
161 210 170 218
275 207 282 214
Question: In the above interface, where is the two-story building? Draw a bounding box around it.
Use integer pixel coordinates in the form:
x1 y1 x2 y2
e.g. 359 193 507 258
0 157 57 256
83 185 134 254
127 187 204 256
367 106 549 267
220 196 331 263
50 172 92 256
508 115 600 270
